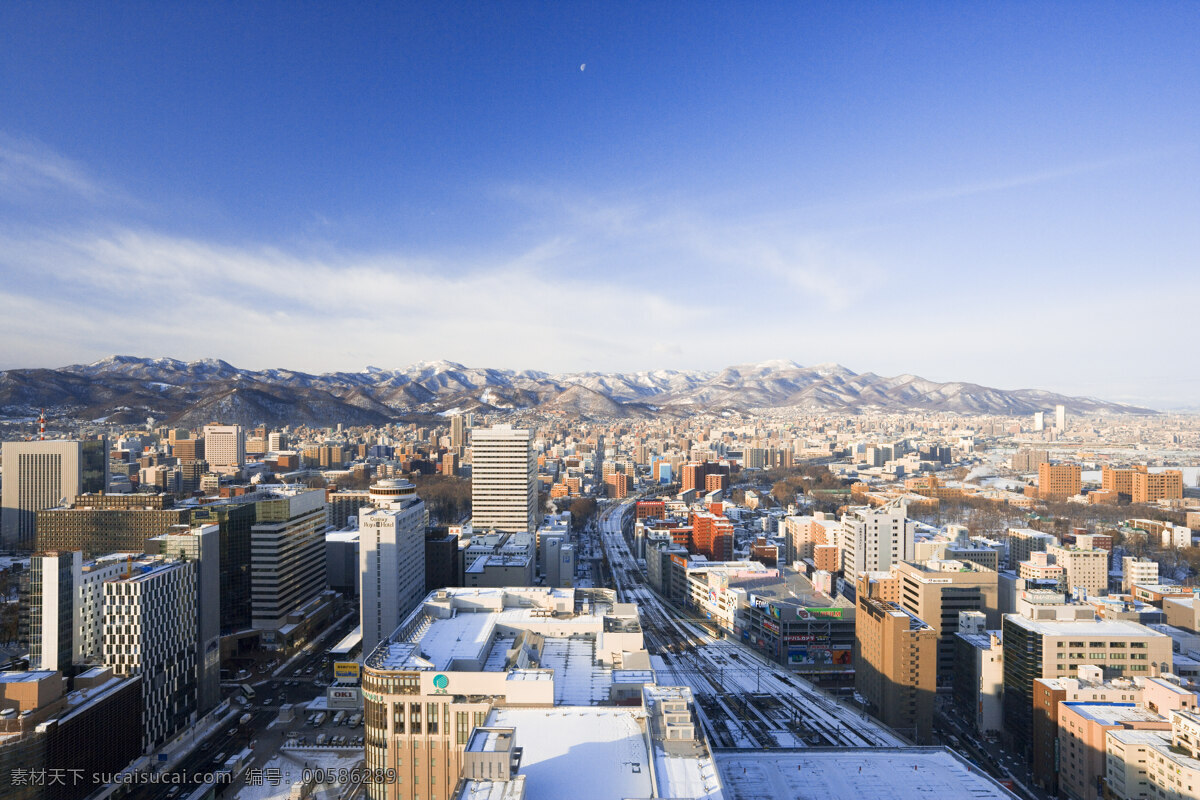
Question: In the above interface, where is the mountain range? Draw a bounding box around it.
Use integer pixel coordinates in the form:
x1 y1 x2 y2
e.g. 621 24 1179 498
0 355 1155 427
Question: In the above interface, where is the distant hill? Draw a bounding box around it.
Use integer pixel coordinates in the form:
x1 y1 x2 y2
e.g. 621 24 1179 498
0 355 1155 427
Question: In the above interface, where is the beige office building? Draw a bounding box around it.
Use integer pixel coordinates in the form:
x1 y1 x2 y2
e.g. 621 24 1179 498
894 559 999 686
202 424 245 468
2 439 108 550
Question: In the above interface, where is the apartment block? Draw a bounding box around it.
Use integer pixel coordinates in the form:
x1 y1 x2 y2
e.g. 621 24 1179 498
1122 557 1159 594
854 592 937 744
783 514 831 564
1046 543 1110 597
1038 462 1082 500
1007 527 1057 569
839 503 916 577
1059 702 1169 800
1107 709 1200 800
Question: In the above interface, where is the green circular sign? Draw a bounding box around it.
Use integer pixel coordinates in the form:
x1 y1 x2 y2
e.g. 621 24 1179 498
432 674 449 690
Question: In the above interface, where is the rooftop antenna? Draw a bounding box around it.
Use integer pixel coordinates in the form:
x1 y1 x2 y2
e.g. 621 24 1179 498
38 409 46 440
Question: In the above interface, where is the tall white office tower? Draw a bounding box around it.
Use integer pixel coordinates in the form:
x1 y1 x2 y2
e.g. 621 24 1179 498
250 488 327 631
359 479 427 654
202 424 245 468
470 425 536 533
1 438 108 550
1055 404 1066 432
1033 412 1045 432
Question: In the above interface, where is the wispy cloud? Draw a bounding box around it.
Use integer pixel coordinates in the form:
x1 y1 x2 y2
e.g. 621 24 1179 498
0 133 111 202
890 149 1182 206
0 226 703 372
506 187 878 311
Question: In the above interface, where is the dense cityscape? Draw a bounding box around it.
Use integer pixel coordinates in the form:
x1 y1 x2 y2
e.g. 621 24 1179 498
1 394 1200 800
3 4 1198 800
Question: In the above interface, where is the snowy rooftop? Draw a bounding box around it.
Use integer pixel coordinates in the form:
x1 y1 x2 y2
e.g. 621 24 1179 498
452 777 527 800
486 707 653 800
1063 702 1169 726
1007 615 1170 637
0 670 55 684
716 748 1018 800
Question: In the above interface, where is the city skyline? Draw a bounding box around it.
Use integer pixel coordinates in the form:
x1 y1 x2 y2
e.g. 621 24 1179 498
2 4 1197 407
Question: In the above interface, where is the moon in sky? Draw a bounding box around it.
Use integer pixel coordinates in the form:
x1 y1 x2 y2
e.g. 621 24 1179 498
580 63 586 71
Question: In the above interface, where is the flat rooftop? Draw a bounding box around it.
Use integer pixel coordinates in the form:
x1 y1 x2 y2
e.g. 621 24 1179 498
0 670 56 684
727 568 849 611
716 748 1017 800
1007 616 1170 638
486 707 653 800
366 588 633 700
1063 702 1169 727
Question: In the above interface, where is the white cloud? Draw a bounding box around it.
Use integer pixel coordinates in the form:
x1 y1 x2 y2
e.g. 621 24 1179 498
0 226 703 372
0 134 110 202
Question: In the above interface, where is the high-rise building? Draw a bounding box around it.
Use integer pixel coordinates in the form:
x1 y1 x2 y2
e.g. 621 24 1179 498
1033 412 1045 432
1055 404 1067 432
450 413 470 451
1132 470 1184 504
2 439 108 550
202 424 244 468
783 514 831 563
28 551 79 673
1007 527 1057 568
1011 448 1050 473
153 524 221 714
188 498 257 634
103 558 198 751
854 588 937 743
250 488 327 631
359 480 426 655
838 503 916 577
893 559 999 687
470 425 536 532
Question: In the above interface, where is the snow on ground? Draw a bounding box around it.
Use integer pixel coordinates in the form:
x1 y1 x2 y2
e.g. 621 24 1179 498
235 750 362 800
716 749 1016 800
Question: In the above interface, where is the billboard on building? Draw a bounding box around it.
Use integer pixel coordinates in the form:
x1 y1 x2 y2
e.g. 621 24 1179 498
797 607 845 620
327 686 362 709
333 662 361 683
787 647 852 666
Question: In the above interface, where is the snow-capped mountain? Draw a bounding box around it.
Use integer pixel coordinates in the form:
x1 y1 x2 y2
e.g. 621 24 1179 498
0 355 1155 426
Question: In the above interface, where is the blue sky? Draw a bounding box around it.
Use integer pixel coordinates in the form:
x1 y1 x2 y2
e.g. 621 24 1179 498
1 2 1197 407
